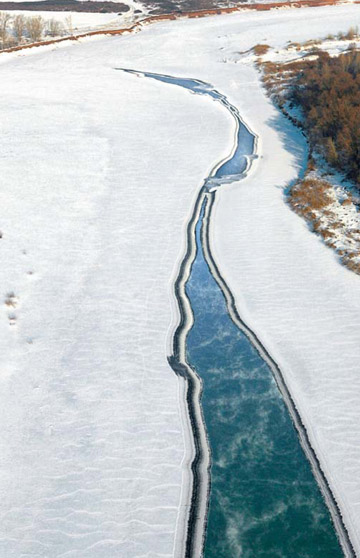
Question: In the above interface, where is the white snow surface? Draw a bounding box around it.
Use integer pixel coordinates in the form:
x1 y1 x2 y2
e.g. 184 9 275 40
0 44 233 556
2 3 360 556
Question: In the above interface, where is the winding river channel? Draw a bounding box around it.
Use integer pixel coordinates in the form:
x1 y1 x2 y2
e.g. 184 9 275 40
120 69 349 557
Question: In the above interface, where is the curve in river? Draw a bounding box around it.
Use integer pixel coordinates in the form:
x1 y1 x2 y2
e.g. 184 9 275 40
118 68 354 558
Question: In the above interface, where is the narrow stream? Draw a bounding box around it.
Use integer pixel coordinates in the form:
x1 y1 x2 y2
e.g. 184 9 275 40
118 68 349 556
186 199 343 557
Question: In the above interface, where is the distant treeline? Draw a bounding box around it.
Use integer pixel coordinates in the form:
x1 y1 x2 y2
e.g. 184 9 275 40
290 49 360 184
0 5 127 50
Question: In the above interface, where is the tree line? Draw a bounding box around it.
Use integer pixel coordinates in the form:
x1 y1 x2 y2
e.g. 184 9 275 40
0 11 73 49
290 49 360 185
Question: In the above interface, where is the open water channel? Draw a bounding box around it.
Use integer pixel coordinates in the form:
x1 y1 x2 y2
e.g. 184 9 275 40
186 201 343 557
122 68 345 557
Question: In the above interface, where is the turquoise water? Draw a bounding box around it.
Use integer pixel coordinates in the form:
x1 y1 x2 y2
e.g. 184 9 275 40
185 202 343 558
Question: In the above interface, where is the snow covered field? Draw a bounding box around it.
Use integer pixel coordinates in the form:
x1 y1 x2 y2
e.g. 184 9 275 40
2 3 360 556
0 45 233 556
1 11 125 33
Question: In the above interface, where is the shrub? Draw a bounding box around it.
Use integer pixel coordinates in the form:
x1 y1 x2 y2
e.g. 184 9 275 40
47 19 64 38
345 26 359 41
26 15 44 42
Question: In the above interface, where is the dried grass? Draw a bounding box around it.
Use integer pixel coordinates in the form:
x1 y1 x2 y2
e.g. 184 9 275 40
253 44 270 56
289 178 333 212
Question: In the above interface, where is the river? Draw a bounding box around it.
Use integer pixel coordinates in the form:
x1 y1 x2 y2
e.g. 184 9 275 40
120 67 346 557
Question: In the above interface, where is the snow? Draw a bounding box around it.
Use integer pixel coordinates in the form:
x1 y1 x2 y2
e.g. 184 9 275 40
0 45 233 556
0 0 147 35
2 2 360 555
2 11 124 31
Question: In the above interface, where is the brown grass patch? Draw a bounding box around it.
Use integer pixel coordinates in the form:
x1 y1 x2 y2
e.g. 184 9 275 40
289 178 332 213
253 44 270 56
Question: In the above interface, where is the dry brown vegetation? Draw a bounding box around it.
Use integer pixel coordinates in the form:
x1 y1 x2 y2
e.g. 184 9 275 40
253 43 270 56
288 176 360 274
342 253 360 274
337 26 359 41
289 178 332 217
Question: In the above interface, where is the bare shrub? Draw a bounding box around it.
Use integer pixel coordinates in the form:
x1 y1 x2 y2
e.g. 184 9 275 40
345 26 359 41
13 14 26 43
0 11 12 49
65 15 73 35
337 27 359 41
26 15 44 42
47 18 64 37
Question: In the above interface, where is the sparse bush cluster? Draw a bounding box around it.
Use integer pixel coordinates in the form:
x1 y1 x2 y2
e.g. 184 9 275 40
337 26 359 41
0 11 71 49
